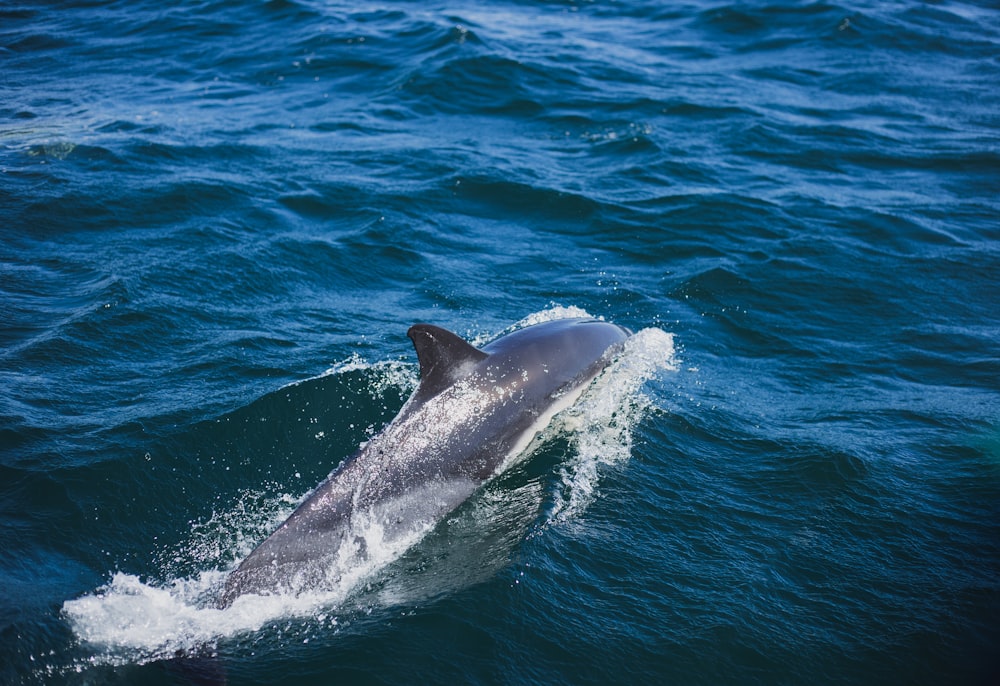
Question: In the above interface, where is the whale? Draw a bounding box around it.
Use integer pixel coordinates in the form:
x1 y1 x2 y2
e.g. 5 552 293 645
219 316 631 607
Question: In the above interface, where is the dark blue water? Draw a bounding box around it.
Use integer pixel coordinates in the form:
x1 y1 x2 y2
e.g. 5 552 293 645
2 0 999 683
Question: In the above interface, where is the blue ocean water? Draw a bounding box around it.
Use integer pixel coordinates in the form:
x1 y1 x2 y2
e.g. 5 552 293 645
2 0 999 683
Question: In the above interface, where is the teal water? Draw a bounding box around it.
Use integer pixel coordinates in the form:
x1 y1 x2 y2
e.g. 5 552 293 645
2 0 999 684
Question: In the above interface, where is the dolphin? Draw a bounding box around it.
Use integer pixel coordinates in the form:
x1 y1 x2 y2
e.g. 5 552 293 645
219 316 631 607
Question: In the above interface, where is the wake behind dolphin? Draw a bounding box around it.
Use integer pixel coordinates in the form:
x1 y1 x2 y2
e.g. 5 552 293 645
219 316 631 607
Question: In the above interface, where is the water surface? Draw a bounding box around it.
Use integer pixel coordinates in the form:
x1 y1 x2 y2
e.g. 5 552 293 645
2 1 998 684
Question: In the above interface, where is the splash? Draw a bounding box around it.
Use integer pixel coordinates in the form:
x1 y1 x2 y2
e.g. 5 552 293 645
59 490 458 669
60 488 306 666
60 308 677 668
314 355 419 397
467 304 595 347
514 304 595 327
547 326 678 524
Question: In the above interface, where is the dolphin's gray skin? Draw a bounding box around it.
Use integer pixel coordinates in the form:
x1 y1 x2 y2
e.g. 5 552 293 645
219 316 630 607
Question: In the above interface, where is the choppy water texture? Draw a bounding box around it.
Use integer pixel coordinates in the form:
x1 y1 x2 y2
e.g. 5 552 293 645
2 1 999 684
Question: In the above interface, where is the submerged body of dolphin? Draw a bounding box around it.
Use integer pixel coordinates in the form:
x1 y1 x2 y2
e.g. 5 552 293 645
219 316 631 607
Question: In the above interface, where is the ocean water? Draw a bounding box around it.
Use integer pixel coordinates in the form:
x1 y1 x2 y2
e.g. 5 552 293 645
2 0 999 684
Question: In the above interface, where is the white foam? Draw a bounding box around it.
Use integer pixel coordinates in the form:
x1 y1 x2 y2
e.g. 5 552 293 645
315 356 419 396
466 304 594 347
513 304 596 328
61 488 311 666
546 326 678 524
60 496 455 667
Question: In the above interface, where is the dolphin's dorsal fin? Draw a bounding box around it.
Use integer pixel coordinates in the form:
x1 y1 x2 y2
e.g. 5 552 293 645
407 324 488 398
